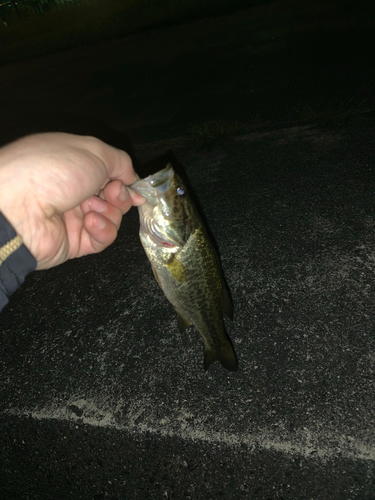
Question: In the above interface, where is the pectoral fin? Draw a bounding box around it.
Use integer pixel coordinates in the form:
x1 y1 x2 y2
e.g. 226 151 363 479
166 255 187 283
151 263 161 286
152 259 187 286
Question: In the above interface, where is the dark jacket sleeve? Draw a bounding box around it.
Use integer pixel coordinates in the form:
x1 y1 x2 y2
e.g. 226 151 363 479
0 212 37 312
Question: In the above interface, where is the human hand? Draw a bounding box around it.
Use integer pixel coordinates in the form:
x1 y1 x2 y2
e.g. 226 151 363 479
0 133 144 270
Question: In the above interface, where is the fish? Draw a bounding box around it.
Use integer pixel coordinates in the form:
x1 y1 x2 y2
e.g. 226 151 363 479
130 164 238 372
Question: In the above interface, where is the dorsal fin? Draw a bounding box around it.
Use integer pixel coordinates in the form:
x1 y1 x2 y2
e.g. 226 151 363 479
222 280 233 320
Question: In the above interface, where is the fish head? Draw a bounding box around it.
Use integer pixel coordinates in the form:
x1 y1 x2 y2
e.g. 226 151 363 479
130 164 196 251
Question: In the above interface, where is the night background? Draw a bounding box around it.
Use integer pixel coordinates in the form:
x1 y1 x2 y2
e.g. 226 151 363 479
1 0 375 499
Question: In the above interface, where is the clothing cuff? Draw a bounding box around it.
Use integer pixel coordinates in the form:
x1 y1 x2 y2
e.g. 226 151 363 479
0 212 37 311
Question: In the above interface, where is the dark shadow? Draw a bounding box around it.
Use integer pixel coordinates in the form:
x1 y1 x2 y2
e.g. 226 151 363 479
0 111 140 169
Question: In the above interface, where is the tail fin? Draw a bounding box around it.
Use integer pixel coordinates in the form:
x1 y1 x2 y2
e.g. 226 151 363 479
204 341 238 372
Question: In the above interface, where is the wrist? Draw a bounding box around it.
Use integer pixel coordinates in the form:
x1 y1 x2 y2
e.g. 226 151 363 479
0 212 37 311
0 165 36 256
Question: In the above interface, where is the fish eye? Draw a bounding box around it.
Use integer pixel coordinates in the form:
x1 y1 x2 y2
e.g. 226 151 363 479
176 187 185 196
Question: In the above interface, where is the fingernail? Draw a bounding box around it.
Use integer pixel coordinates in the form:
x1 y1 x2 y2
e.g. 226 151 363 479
93 214 106 229
119 184 129 202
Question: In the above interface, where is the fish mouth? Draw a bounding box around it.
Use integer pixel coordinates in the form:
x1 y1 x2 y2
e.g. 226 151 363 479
130 165 174 203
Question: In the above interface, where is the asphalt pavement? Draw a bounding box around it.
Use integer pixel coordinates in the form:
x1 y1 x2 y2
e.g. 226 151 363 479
1 2 375 499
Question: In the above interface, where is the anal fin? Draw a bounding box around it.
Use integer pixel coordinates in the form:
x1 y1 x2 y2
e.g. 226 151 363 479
177 312 192 332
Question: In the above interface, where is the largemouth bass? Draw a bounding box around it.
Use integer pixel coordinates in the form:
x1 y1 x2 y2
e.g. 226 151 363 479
130 164 238 372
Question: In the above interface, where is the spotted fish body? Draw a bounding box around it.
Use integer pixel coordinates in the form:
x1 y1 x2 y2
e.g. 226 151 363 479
130 164 238 371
